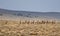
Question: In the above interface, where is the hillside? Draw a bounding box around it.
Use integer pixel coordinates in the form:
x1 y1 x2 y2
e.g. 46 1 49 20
0 8 60 19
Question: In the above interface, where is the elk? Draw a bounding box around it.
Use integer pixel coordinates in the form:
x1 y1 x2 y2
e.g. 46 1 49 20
0 20 8 24
5 20 8 24
19 20 22 24
41 20 45 24
51 21 55 24
31 20 34 24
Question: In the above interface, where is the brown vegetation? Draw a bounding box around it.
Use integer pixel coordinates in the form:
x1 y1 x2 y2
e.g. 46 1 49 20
0 19 60 36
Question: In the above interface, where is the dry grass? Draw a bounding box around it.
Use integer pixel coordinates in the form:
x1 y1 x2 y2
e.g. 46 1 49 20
0 19 60 36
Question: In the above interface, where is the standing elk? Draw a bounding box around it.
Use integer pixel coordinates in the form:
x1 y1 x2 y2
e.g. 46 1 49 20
19 20 22 24
31 20 34 24
51 21 55 24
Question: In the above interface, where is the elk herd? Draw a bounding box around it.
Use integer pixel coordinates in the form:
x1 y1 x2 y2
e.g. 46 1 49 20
0 19 56 24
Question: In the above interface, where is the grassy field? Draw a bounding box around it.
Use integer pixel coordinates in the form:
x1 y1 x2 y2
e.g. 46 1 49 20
0 19 60 36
